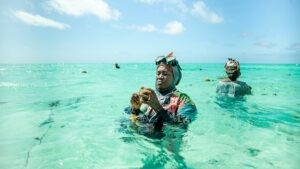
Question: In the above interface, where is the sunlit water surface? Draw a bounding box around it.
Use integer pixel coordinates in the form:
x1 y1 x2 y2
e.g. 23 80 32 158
0 63 299 169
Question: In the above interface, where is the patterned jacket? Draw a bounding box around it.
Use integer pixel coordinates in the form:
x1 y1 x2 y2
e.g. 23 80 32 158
125 89 197 131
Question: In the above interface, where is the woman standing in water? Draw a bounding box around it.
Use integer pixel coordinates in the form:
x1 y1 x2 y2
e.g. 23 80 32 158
124 51 197 168
125 52 197 135
216 58 252 97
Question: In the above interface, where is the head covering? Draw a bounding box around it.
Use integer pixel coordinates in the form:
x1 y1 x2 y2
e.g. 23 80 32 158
172 64 182 85
224 58 240 73
156 51 182 85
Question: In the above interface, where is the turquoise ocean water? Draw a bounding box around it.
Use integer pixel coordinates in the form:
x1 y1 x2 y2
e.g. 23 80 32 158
0 63 299 169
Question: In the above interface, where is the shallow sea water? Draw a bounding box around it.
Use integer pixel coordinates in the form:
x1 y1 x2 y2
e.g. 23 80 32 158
0 63 299 169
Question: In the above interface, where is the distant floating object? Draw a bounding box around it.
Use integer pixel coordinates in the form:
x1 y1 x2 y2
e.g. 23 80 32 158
81 70 87 74
217 76 227 79
115 63 120 69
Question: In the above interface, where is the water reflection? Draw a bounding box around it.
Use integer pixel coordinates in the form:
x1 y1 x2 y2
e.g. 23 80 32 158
24 97 84 167
119 118 189 168
214 96 300 129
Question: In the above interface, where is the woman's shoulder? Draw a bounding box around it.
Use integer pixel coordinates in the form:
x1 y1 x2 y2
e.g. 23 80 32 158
173 90 194 103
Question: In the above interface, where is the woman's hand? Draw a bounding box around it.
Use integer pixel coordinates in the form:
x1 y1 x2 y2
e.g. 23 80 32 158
130 93 142 110
139 87 163 112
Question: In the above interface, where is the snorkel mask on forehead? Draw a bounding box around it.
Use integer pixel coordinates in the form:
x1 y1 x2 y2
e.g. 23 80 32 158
155 52 180 67
224 58 241 80
224 58 240 73
155 52 182 85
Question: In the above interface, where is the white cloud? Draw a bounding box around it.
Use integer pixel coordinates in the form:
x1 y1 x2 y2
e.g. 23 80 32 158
48 0 120 21
254 41 276 49
191 1 223 24
129 24 156 32
139 0 223 24
162 21 184 35
13 10 69 29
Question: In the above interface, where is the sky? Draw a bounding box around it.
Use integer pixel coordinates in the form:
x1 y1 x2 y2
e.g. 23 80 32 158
0 0 299 63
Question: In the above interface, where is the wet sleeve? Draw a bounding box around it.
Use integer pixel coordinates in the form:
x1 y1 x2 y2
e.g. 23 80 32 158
244 84 252 94
239 82 252 95
216 82 230 95
177 104 197 123
155 93 197 124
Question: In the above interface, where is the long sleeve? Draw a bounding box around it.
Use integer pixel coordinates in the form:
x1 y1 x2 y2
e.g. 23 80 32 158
125 91 197 132
153 92 197 124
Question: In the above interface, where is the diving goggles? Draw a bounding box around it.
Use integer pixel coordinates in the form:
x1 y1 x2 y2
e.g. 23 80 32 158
155 55 179 67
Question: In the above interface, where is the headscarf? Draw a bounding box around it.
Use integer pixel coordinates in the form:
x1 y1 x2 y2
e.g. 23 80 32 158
224 58 240 73
224 58 241 80
156 52 182 86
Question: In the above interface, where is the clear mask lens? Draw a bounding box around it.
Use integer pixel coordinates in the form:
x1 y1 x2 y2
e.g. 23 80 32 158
155 55 178 66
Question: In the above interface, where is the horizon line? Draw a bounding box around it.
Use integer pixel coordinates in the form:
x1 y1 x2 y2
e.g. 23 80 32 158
0 62 299 65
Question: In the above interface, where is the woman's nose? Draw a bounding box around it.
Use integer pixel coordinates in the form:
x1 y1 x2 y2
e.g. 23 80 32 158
157 74 163 79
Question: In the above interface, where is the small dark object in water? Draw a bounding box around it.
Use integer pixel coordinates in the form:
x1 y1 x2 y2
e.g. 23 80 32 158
217 76 226 79
247 148 261 157
293 115 300 119
39 118 54 127
81 70 87 74
199 68 202 71
115 63 120 69
287 73 291 76
208 159 219 164
273 93 277 96
49 100 60 107
204 78 211 82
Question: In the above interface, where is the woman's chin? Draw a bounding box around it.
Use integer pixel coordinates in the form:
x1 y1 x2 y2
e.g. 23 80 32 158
156 84 164 90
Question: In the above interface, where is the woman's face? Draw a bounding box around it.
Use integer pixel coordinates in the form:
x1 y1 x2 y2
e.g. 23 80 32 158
227 71 240 81
156 65 174 91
